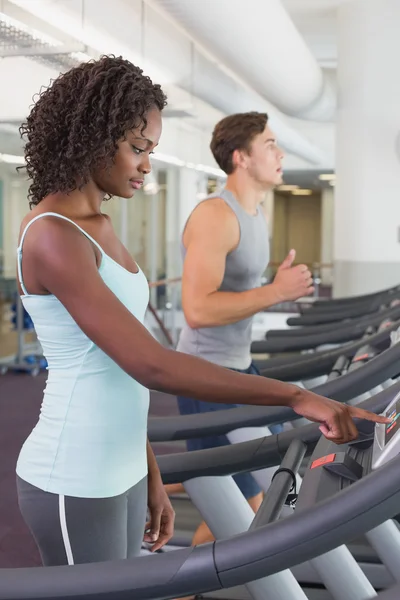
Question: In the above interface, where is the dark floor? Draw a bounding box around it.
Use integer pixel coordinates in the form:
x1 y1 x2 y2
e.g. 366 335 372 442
0 372 183 568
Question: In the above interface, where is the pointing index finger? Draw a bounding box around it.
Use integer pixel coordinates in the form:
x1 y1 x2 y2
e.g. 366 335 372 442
349 406 393 424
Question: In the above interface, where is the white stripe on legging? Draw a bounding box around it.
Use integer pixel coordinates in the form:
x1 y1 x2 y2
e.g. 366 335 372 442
59 495 74 565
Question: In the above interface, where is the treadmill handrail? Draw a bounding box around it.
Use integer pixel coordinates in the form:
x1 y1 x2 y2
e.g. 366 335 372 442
311 284 400 309
252 303 400 353
293 300 400 330
266 305 395 337
2 386 400 600
256 319 396 369
259 320 397 381
287 300 381 326
148 346 400 441
252 324 391 355
156 384 398 483
374 582 400 599
266 319 360 338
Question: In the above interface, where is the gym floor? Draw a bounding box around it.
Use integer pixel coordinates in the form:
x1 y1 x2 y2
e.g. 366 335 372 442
0 371 184 568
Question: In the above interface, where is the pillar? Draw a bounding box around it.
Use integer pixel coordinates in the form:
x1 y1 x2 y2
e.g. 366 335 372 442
320 188 334 287
334 0 400 297
178 167 208 236
165 166 180 281
1 171 29 280
261 189 274 240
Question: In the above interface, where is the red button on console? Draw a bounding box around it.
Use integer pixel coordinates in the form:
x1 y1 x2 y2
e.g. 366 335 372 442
311 453 336 469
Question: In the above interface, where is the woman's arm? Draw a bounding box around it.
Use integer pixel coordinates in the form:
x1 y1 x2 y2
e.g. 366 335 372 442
22 217 390 444
146 439 161 481
145 439 175 552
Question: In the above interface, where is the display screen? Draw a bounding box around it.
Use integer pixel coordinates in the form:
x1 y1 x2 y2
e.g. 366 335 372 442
385 399 400 445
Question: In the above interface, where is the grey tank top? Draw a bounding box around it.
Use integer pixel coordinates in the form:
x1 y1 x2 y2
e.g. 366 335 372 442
177 188 270 369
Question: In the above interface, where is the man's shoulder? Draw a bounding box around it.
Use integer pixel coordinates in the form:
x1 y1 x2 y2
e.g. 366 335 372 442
190 196 237 222
183 197 239 248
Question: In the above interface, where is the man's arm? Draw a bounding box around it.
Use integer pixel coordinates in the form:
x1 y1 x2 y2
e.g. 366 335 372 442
181 199 313 329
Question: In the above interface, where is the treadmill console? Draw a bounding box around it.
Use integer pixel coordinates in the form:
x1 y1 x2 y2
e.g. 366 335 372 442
371 392 400 470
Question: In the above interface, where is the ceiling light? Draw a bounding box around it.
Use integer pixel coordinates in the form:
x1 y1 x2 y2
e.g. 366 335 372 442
152 152 185 167
70 51 93 63
0 11 60 46
277 184 299 191
318 173 336 181
196 163 226 178
292 189 313 196
0 153 25 164
0 149 225 178
6 0 170 84
151 153 226 178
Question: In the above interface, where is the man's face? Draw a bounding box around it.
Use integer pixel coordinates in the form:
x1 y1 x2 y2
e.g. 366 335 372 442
241 125 284 188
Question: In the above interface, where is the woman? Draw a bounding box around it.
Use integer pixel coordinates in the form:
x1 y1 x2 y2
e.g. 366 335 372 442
15 55 389 568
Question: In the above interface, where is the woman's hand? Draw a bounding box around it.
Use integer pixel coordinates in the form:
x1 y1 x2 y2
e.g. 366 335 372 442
291 390 392 444
144 474 175 552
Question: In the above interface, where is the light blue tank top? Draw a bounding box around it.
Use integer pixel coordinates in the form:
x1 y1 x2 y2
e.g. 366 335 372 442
15 212 150 498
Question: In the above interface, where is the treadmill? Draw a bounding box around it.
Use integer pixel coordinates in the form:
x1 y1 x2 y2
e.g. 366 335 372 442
284 296 400 327
265 301 398 339
3 383 400 600
148 342 400 592
375 582 400 599
254 316 400 382
301 283 400 312
158 382 400 600
251 304 400 354
149 335 400 445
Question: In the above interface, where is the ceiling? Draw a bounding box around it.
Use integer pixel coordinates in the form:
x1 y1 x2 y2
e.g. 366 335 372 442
0 0 350 173
281 169 335 190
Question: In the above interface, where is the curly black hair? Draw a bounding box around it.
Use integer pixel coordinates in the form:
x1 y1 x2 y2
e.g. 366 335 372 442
20 55 167 207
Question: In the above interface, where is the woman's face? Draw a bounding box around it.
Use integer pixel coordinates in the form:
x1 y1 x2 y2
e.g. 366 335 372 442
93 107 162 198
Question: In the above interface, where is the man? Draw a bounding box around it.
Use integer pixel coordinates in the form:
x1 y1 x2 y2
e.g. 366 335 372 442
170 111 314 546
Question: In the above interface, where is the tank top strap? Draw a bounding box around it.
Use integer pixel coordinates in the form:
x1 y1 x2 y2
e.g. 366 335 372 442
17 212 104 296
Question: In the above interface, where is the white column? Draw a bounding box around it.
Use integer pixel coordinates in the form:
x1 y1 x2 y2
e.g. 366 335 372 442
165 167 180 281
178 167 207 236
261 189 274 239
334 0 400 296
321 188 334 287
2 172 29 280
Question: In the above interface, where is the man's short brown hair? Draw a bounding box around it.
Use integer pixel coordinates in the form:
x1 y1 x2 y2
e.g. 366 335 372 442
210 111 269 175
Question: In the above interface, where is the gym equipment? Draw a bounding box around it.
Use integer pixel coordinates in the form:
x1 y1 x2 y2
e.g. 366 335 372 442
375 581 400 599
287 292 400 325
304 284 400 312
371 393 400 469
149 343 400 593
2 383 400 600
278 284 400 329
148 336 400 442
0 294 46 376
249 318 399 382
157 383 400 600
251 305 400 353
256 322 399 383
